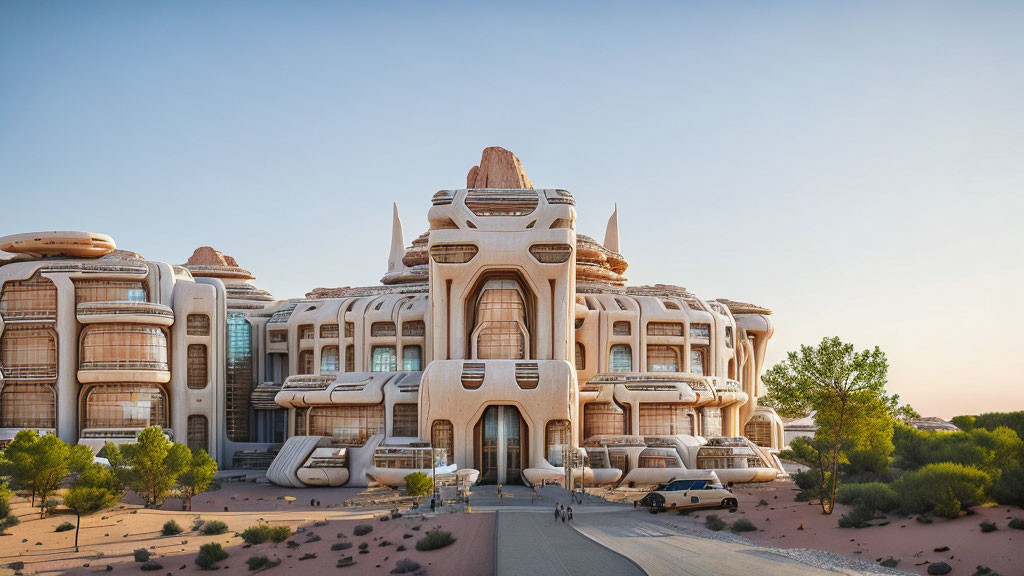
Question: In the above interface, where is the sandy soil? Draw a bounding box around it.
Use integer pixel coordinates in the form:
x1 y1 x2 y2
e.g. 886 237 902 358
654 479 1023 575
0 482 493 576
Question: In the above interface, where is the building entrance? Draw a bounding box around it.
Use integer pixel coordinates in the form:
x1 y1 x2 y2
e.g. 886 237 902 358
475 405 527 484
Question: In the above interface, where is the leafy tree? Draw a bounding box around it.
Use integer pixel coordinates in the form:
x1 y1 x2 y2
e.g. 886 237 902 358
23 435 93 518
0 430 41 504
0 482 20 534
403 472 433 497
764 337 894 514
953 412 1024 440
105 427 190 508
63 463 124 552
893 462 991 518
176 449 217 511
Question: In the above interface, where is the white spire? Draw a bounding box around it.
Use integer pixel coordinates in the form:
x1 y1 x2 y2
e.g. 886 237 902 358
603 203 620 253
388 202 406 272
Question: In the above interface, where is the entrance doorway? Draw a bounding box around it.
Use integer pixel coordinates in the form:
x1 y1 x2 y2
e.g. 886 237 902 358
475 405 528 484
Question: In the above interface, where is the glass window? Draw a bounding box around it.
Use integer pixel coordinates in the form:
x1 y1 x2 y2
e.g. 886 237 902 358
647 345 680 372
689 323 710 339
187 344 207 389
610 344 632 372
638 448 678 469
269 331 287 343
371 322 396 337
639 403 694 436
320 346 339 375
371 346 397 372
320 324 339 338
83 384 167 429
308 405 385 446
745 418 773 447
725 326 734 348
583 402 628 439
431 420 454 465
293 407 308 436
75 280 147 304
546 420 570 466
344 322 354 338
0 325 56 379
226 312 253 442
298 350 315 375
0 383 55 428
0 274 57 320
574 342 585 370
345 344 355 372
689 347 707 375
79 325 168 371
187 415 209 452
186 314 210 336
473 279 528 360
392 403 418 437
612 321 631 336
647 322 683 337
298 324 314 340
702 407 723 437
402 346 421 371
402 321 425 337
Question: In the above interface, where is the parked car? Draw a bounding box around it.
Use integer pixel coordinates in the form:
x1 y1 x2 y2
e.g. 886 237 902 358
634 477 738 513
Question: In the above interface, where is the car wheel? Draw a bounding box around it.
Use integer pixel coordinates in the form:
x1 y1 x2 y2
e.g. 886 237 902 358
722 498 738 512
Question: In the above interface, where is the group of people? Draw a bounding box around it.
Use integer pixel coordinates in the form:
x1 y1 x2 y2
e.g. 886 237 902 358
554 503 574 523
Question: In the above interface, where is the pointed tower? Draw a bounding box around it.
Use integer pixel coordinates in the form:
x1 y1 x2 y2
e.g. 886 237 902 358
603 204 619 254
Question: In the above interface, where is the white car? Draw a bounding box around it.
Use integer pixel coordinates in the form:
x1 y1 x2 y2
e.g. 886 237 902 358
634 478 738 513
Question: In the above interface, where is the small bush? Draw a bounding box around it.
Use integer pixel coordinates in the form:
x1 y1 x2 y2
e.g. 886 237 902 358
353 524 373 536
404 472 433 498
43 499 59 516
140 560 163 571
304 533 321 543
705 514 726 531
337 556 356 568
838 504 875 529
358 542 368 551
267 525 291 542
133 549 151 562
162 520 183 536
392 558 422 574
1008 518 1024 530
396 545 406 552
246 555 281 571
979 521 998 533
378 540 391 547
200 520 229 535
971 567 996 576
835 482 900 513
195 543 229 569
893 463 991 518
331 542 353 551
242 525 292 545
299 553 316 561
730 518 757 533
55 522 75 532
415 529 456 551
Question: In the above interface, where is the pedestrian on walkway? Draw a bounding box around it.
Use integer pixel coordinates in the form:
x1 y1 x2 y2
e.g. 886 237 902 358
430 497 436 513
567 506 573 522
561 508 566 523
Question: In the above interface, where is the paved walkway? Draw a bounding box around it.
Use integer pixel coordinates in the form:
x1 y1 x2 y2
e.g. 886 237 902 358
572 511 841 576
497 510 645 576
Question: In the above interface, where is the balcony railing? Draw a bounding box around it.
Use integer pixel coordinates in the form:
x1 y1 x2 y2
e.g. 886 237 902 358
76 301 174 324
79 360 168 371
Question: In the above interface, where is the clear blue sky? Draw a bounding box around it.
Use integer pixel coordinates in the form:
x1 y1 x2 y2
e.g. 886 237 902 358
2 1 1022 418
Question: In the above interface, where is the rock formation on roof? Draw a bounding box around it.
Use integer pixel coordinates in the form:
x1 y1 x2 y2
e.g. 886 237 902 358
185 246 240 268
715 299 773 316
467 147 533 189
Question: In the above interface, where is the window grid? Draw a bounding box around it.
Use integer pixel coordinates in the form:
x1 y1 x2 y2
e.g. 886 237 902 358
583 402 628 439
74 280 147 304
609 344 632 372
392 403 418 437
187 415 209 452
474 282 527 360
0 325 57 378
186 344 208 389
371 346 397 371
186 314 210 336
0 275 57 320
612 321 631 336
402 346 422 371
0 383 55 428
646 345 681 372
320 346 339 374
431 420 454 465
298 350 315 375
639 403 694 436
307 404 385 446
646 322 683 337
371 322 396 337
83 384 167 429
320 324 339 338
545 420 570 466
80 325 168 371
402 321 425 337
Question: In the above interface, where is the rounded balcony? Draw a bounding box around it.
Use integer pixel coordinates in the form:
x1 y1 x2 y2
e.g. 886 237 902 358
77 324 170 384
76 301 175 327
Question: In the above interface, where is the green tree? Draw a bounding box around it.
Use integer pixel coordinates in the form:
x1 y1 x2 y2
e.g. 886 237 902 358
23 435 93 518
0 430 41 504
176 449 217 511
404 472 433 497
63 464 124 552
105 427 190 508
0 482 20 534
764 337 894 514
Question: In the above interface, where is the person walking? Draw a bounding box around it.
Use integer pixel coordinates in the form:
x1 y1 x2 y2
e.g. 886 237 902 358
561 507 567 523
430 497 436 513
554 503 560 522
567 506 573 522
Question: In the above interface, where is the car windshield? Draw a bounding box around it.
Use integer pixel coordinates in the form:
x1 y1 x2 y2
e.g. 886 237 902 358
661 479 711 491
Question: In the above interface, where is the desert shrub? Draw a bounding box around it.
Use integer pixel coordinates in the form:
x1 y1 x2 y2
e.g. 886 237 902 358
162 520 183 536
133 549 151 562
195 543 229 569
304 533 320 543
792 468 817 491
705 514 726 531
979 521 998 533
55 522 75 532
200 519 228 535
299 553 316 561
140 560 163 571
893 463 991 518
838 504 875 528
992 464 1024 508
331 542 353 551
392 558 421 574
242 524 292 545
246 555 280 571
1008 518 1024 530
730 518 757 533
404 472 433 498
396 545 406 551
6 562 24 571
415 529 456 551
378 540 391 547
834 482 900 513
337 556 356 568
953 411 1024 440
358 542 368 551
267 525 291 542
353 524 373 536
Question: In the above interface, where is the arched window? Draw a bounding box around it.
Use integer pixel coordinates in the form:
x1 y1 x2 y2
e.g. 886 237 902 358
609 344 632 372
574 342 585 370
80 325 167 371
298 350 315 375
402 346 421 371
689 347 707 375
583 402 628 439
0 325 56 378
745 417 773 447
0 383 55 428
638 447 679 469
431 420 454 465
545 420 570 466
320 346 339 374
471 279 528 360
83 384 167 429
0 274 57 320
646 345 680 372
187 344 207 389
371 346 397 371
187 415 209 452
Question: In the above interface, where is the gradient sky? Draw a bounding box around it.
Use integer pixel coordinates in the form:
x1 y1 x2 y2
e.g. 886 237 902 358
2 1 1022 418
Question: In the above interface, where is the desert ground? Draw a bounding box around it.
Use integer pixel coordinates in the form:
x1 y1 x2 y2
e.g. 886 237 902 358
0 478 493 576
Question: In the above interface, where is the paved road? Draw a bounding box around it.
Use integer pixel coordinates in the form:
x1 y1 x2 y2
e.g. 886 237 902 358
572 511 841 576
497 510 645 576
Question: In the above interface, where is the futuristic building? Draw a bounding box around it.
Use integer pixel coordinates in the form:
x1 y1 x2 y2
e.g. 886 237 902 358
0 147 785 488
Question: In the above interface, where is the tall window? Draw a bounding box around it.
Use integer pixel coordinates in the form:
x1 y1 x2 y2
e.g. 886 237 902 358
724 326 734 348
186 314 210 336
583 402 628 439
298 350 315 375
392 403 418 437
344 322 354 338
298 324 314 340
639 403 694 436
612 321 631 336
83 384 167 429
308 405 384 446
574 342 585 370
702 407 722 437
345 344 355 372
689 347 707 375
320 323 340 339
746 418 773 447
75 280 147 304
609 344 632 372
0 383 55 428
647 345 680 372
472 278 528 360
226 312 253 442
546 420 570 466
371 346 397 371
320 346 339 374
187 344 208 389
80 325 167 370
187 415 209 452
431 420 454 465
0 274 57 320
402 346 421 371
1 325 56 378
